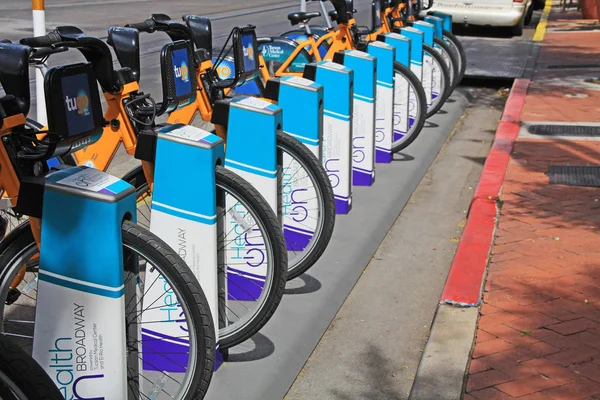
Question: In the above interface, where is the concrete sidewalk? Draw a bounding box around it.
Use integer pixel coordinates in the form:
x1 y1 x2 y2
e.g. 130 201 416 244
463 5 600 400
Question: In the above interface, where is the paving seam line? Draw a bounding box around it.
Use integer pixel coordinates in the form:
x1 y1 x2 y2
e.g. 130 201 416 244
409 78 531 399
533 0 554 42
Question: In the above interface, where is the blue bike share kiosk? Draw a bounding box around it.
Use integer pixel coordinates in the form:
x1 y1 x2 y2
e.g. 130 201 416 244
400 27 429 110
333 50 377 186
425 15 445 40
264 76 325 250
378 32 414 144
31 62 133 398
135 40 225 373
303 61 354 214
413 21 438 105
431 12 453 32
368 41 395 164
210 27 280 297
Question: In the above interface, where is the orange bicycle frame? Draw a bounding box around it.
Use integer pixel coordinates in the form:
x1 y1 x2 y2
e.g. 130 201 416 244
0 112 42 287
68 81 157 191
264 21 356 79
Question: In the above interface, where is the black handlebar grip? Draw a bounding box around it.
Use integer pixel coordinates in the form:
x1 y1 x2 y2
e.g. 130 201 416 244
20 31 61 47
126 20 154 32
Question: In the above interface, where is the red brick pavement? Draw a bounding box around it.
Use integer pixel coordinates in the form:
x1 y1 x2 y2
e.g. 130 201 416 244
521 28 600 123
465 140 600 399
464 9 600 400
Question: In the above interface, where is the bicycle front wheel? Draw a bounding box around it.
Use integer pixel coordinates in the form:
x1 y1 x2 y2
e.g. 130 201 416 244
131 165 288 349
0 334 63 400
276 130 336 280
443 31 466 87
0 221 215 400
392 61 428 153
433 36 460 92
424 43 452 118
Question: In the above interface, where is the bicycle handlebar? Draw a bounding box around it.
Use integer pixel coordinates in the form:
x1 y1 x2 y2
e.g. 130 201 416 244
20 31 62 48
19 27 122 94
125 15 192 42
125 19 155 33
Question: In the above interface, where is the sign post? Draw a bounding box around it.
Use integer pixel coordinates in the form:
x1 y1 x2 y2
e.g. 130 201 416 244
32 0 47 125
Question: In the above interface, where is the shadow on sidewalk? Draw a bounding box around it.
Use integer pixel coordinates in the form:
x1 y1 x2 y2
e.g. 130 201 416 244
329 344 406 400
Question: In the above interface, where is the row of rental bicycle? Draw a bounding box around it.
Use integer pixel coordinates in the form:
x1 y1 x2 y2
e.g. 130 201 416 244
0 0 465 398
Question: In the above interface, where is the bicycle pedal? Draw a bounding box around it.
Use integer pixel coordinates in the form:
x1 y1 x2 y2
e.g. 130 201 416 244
5 288 21 305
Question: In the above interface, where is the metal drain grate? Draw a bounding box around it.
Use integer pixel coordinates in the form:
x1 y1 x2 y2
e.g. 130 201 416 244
547 165 600 187
528 125 600 137
462 38 531 79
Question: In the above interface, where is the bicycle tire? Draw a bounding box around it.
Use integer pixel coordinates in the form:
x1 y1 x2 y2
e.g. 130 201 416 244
442 30 466 86
0 220 215 399
129 165 288 349
391 61 428 153
424 43 451 118
0 334 63 400
433 36 460 92
276 130 336 280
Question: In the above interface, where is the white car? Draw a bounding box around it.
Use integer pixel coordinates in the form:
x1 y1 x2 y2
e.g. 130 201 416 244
422 0 534 36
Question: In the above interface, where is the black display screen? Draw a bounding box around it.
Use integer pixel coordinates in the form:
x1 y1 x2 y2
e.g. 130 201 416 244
61 72 95 137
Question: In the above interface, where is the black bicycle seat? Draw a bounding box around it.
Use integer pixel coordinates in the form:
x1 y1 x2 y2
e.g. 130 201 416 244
287 11 322 26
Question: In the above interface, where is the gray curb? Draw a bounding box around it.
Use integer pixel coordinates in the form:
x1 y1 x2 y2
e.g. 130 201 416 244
409 306 479 400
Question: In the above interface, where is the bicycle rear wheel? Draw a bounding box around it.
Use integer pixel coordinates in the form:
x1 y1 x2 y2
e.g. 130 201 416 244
424 43 451 118
0 221 214 400
129 165 288 349
392 61 428 153
0 334 62 400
